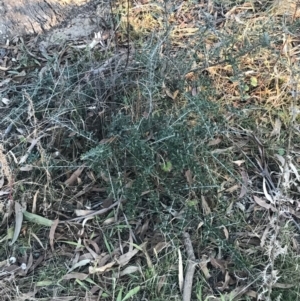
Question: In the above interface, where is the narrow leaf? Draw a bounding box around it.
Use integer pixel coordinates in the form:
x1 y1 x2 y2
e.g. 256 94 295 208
122 286 140 301
49 219 59 252
9 202 25 245
23 211 53 226
253 196 276 212
178 249 184 293
117 288 123 301
68 259 91 273
62 273 89 281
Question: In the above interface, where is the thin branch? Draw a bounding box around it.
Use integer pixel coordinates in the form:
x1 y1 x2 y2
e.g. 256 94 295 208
182 232 197 301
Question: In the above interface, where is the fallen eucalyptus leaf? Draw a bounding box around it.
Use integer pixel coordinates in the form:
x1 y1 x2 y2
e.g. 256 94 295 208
23 211 53 226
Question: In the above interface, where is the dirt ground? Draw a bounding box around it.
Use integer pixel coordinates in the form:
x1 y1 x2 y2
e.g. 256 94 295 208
0 0 109 44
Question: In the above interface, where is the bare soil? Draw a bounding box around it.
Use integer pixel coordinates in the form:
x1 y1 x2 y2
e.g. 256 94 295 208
0 0 109 44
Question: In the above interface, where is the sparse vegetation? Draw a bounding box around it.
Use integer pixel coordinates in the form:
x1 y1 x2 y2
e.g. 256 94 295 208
1 0 300 300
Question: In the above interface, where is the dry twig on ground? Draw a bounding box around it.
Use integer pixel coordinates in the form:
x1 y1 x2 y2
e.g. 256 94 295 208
182 232 197 301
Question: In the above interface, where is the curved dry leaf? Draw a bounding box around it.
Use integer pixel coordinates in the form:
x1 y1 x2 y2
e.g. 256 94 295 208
263 178 274 204
226 184 239 193
49 219 59 252
75 209 94 217
199 255 211 279
89 260 115 274
141 243 153 269
67 198 124 222
220 271 231 291
25 253 33 274
9 201 25 246
117 247 140 267
83 241 98 260
65 165 86 186
103 217 116 225
119 266 140 277
178 249 183 293
208 137 222 146
153 241 169 254
210 257 226 274
62 273 89 281
211 146 234 154
31 232 45 250
82 216 94 228
85 239 101 254
32 190 39 214
197 222 203 230
138 219 149 239
289 161 300 181
246 290 257 298
222 226 229 240
253 195 277 212
68 259 91 273
201 195 211 215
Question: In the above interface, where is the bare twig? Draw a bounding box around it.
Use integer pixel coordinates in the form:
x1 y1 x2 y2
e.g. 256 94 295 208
59 198 125 223
182 232 197 301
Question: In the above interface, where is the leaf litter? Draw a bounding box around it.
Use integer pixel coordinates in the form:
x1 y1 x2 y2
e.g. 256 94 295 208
1 0 300 300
